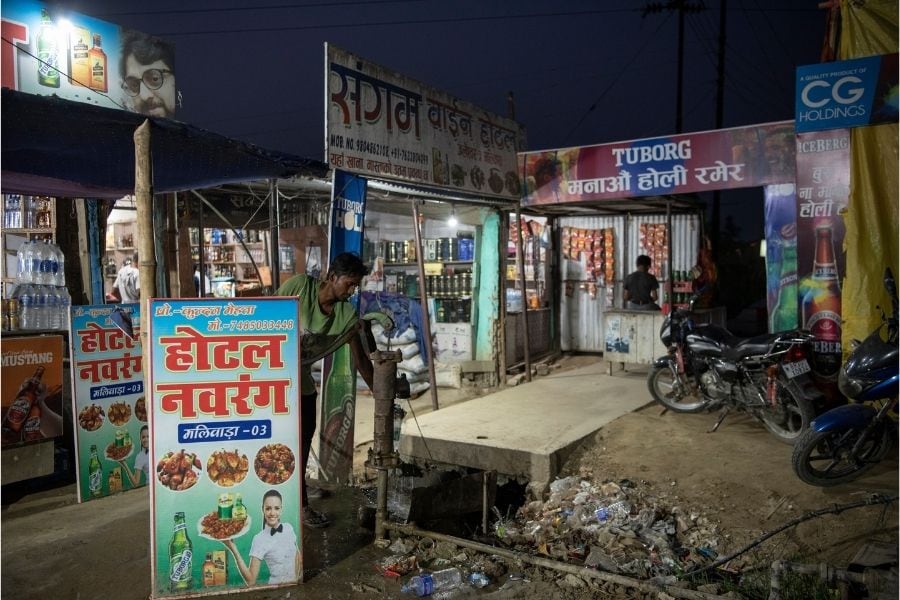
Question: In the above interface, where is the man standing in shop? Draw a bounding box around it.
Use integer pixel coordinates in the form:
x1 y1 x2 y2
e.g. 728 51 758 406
623 254 659 310
111 253 140 304
276 252 374 528
119 29 177 118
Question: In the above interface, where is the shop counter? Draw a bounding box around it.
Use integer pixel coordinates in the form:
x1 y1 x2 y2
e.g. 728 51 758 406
602 307 726 374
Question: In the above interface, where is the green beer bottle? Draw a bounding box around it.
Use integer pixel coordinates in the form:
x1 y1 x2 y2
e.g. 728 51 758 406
233 494 247 521
321 344 356 482
36 8 60 88
169 512 194 591
771 239 798 331
88 444 103 498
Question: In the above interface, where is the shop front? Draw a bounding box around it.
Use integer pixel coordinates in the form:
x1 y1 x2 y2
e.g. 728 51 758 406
518 121 798 368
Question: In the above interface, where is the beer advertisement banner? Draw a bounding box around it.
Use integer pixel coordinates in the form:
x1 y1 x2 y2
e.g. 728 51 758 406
795 53 899 133
326 43 526 200
70 304 144 502
520 121 796 206
148 298 301 598
2 0 178 118
764 185 798 332
1 335 64 448
318 169 366 484
795 129 851 379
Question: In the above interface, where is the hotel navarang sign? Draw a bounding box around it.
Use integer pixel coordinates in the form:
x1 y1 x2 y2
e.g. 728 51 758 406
325 43 526 200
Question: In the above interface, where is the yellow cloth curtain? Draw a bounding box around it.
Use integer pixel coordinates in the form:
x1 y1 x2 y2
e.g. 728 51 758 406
838 0 899 348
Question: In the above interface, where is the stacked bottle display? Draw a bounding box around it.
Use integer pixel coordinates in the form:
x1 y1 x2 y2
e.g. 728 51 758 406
6 239 71 331
3 195 53 229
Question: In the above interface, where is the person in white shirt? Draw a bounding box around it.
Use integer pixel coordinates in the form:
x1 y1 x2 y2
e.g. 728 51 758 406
223 489 300 585
121 424 149 488
111 253 140 303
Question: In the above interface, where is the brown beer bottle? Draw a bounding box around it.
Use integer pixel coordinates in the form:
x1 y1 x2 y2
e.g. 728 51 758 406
801 226 842 377
22 403 43 441
3 366 45 434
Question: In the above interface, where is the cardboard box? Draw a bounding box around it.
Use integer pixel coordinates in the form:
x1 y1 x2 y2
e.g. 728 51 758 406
432 323 472 362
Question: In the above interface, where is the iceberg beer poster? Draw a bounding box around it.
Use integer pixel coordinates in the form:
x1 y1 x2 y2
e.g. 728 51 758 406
70 304 144 502
148 298 302 598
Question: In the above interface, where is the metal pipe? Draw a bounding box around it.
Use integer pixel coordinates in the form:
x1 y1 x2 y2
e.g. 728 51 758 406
482 471 489 535
498 209 508 385
411 200 440 411
382 521 722 600
197 195 205 297
269 179 281 290
514 205 531 381
375 469 389 542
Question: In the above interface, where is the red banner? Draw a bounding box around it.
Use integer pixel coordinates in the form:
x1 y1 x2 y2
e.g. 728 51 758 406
520 121 796 205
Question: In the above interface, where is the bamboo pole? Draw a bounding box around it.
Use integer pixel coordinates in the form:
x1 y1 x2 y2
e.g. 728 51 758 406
134 121 156 414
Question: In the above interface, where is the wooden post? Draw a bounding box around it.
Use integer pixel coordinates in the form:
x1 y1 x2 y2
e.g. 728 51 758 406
75 200 93 303
134 120 156 358
411 200 439 411
514 205 531 381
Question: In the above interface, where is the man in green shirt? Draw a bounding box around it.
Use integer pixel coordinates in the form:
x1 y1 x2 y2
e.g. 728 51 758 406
277 252 374 528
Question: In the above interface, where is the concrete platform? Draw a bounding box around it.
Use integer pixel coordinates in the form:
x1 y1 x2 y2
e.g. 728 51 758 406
397 362 652 487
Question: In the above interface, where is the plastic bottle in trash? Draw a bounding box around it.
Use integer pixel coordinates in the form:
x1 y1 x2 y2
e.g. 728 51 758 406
468 572 491 588
401 568 462 596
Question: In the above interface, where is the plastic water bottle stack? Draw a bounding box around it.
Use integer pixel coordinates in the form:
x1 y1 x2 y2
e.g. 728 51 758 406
11 238 70 331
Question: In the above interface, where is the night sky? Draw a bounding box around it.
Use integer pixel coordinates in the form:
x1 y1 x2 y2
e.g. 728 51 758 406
63 0 826 238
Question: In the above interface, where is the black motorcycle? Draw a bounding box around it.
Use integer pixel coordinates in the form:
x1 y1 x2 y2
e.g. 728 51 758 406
648 293 822 444
792 268 898 486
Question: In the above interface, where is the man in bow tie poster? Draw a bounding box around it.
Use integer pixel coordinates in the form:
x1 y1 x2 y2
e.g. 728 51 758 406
223 490 300 585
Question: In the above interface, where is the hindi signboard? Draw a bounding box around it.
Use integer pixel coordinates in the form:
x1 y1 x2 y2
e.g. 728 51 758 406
519 121 796 206
70 304 144 502
325 43 526 200
148 298 301 598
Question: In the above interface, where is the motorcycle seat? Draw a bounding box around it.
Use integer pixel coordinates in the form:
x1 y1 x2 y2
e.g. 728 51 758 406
725 332 778 360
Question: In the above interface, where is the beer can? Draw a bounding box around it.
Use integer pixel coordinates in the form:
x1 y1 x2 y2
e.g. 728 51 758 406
425 239 437 261
386 242 397 263
439 238 450 261
404 240 416 262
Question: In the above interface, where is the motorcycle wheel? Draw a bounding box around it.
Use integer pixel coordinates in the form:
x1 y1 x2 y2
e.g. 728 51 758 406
758 386 814 445
647 362 709 413
791 424 893 487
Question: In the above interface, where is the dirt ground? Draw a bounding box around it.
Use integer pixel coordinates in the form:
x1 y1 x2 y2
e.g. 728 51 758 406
2 355 897 600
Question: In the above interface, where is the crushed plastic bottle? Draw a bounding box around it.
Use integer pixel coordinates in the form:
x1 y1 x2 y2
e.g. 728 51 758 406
400 567 462 597
467 572 490 588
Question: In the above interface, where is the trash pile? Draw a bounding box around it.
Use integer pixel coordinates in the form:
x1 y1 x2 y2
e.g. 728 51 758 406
377 537 520 595
492 476 723 579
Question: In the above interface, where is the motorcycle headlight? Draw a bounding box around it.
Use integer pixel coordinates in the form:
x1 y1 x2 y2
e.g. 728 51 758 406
837 367 865 398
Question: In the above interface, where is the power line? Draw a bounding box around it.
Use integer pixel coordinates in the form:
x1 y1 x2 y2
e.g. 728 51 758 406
560 11 674 146
151 8 640 37
95 0 426 17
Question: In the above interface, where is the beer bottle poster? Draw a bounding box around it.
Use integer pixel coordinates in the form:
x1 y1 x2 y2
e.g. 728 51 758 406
2 334 65 448
763 184 798 332
319 168 367 484
794 129 851 379
69 304 144 502
147 298 302 598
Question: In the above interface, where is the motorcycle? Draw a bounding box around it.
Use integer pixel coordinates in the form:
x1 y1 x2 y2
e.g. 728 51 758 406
648 292 822 444
792 267 898 486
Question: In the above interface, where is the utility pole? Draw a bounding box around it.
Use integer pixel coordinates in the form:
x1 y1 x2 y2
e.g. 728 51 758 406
711 0 727 259
642 0 706 133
